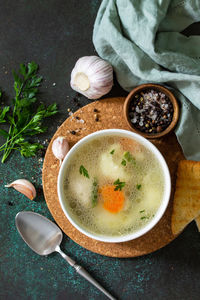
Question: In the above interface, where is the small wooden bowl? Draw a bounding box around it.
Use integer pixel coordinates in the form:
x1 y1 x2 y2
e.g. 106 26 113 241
123 84 179 139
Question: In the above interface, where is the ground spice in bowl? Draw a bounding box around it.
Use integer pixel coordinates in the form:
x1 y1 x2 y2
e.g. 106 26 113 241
123 84 179 139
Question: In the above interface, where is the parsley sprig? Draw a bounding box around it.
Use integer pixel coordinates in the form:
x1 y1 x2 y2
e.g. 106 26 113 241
114 178 126 191
79 165 90 178
0 62 58 163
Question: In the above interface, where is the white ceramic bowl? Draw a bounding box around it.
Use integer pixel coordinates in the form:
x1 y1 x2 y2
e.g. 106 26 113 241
57 129 171 243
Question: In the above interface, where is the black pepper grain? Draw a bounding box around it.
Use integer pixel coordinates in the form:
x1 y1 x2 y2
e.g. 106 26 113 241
70 130 76 135
8 201 14 206
72 92 82 107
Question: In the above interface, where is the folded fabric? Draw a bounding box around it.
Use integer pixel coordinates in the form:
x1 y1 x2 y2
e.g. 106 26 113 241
93 0 200 160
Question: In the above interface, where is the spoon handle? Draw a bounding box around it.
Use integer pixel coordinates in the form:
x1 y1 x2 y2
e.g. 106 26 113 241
57 247 116 300
74 264 116 300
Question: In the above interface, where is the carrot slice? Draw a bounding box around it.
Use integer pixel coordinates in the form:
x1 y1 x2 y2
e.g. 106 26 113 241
100 185 125 213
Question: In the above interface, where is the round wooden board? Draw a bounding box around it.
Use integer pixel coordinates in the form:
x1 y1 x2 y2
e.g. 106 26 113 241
42 97 184 258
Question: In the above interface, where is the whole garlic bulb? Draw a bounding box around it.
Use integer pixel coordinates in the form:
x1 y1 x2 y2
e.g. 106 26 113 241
52 136 69 165
70 56 113 99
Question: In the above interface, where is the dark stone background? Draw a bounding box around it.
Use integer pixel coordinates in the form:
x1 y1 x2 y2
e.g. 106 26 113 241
0 1 199 299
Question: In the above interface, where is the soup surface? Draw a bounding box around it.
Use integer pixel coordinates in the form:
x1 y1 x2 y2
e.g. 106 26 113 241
63 135 164 237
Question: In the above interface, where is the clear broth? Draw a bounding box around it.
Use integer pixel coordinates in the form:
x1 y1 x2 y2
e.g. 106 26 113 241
63 135 164 237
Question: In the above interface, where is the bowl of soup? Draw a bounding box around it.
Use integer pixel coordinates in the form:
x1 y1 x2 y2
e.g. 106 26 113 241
57 129 171 243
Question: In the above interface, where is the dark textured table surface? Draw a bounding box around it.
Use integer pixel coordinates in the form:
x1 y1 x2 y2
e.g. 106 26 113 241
0 1 200 299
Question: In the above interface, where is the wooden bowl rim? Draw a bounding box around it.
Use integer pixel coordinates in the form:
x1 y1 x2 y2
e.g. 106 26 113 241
123 83 179 139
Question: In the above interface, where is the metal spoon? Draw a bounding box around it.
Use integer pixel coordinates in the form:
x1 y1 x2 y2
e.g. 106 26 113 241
15 211 116 300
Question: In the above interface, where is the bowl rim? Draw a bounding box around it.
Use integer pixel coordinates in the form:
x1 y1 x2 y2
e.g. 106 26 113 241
123 83 179 139
57 129 171 243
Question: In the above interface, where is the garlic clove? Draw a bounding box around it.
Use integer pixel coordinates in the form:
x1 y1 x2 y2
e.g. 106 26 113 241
5 179 36 200
70 56 113 99
52 136 69 165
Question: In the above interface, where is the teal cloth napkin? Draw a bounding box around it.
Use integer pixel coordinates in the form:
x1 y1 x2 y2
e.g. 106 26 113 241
93 0 200 160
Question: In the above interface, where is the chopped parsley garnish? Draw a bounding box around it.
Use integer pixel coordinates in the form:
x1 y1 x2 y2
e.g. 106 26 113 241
91 177 98 207
110 149 115 155
79 165 90 178
139 210 145 213
140 216 149 220
121 159 126 166
123 151 136 165
114 178 126 191
136 184 142 190
124 151 133 162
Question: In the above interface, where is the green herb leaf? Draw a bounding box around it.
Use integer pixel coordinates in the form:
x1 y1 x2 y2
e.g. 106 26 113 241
139 210 145 213
124 151 132 162
18 141 43 157
44 103 58 117
114 178 126 191
110 149 115 155
27 61 38 76
79 165 90 178
124 151 136 165
91 177 98 207
0 106 9 123
140 216 149 220
121 159 126 166
19 63 27 77
0 62 58 163
136 184 142 190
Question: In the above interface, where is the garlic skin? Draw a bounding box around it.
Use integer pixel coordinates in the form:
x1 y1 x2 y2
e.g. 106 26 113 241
52 136 69 165
70 56 113 99
5 179 36 200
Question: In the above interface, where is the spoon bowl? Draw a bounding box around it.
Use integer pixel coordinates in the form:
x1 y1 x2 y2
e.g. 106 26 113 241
15 211 116 300
16 211 63 255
